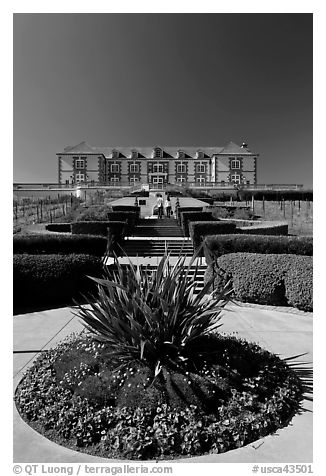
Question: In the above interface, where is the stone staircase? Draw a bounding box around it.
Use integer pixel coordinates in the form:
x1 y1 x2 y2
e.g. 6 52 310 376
132 218 185 238
105 214 207 294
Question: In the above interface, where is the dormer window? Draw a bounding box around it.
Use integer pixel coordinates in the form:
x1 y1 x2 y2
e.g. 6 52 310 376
153 147 162 158
75 158 85 169
112 149 119 159
230 159 241 169
177 150 185 159
196 150 204 159
131 150 138 159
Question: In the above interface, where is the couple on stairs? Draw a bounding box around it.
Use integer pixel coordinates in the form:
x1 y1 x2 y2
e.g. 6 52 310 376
156 193 172 219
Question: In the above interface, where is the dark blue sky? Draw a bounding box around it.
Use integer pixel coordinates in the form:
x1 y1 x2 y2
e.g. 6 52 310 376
13 13 313 186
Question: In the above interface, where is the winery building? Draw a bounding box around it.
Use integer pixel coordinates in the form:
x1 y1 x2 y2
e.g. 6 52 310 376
57 140 258 188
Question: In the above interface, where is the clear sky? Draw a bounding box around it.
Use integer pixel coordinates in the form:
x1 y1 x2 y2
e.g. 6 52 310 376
13 13 313 187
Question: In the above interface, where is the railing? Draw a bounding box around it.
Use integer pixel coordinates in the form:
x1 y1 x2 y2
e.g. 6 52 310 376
14 181 306 191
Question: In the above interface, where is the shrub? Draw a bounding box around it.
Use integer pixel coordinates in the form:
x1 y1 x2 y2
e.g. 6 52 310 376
75 206 109 222
71 221 126 238
45 223 71 233
13 234 107 256
13 254 103 312
77 253 231 371
232 208 255 220
180 211 215 237
204 234 313 264
238 222 288 236
284 257 313 311
189 221 237 251
176 207 203 225
106 211 138 230
204 253 313 311
211 207 231 219
212 207 254 220
111 206 140 220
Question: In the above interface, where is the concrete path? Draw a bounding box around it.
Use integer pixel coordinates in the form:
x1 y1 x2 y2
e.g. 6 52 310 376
109 195 209 218
13 303 312 463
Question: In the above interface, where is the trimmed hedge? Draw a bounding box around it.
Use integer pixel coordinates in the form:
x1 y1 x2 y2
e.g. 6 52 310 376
45 223 71 233
176 207 204 225
111 206 140 219
179 211 215 237
106 211 138 230
189 221 237 251
204 253 312 311
13 234 107 256
13 254 103 312
284 259 313 311
71 221 126 238
204 234 313 263
238 222 288 236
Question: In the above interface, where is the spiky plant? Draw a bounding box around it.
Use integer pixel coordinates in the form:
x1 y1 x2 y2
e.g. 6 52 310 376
76 252 232 374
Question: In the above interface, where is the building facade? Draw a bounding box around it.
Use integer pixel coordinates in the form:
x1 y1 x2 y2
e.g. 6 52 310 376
57 141 258 187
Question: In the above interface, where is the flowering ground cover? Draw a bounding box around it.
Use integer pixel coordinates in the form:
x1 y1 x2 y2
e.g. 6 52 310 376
14 254 309 460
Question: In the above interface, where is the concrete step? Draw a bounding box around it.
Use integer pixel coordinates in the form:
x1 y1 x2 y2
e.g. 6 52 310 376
104 262 207 293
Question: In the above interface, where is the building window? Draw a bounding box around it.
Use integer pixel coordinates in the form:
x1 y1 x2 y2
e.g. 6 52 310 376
110 175 120 182
111 163 120 173
176 176 186 183
129 176 139 184
131 150 138 159
130 163 139 173
75 158 85 169
196 176 206 185
177 150 185 159
231 173 241 184
153 163 164 173
112 150 119 159
153 147 162 158
196 163 206 173
230 159 241 169
176 163 187 173
76 173 85 182
196 151 204 159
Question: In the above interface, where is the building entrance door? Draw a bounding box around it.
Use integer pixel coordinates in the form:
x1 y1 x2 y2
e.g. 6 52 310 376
152 176 164 189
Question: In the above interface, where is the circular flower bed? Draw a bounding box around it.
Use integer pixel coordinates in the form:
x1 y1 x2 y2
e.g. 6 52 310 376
15 331 303 460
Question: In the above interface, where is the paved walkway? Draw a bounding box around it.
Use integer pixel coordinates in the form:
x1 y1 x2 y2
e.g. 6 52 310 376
109 195 208 218
13 303 312 463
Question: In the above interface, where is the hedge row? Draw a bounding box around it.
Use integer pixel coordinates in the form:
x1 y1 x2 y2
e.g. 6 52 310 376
204 253 312 311
45 223 71 233
106 211 138 229
189 221 237 250
176 207 203 225
203 234 313 263
71 221 126 238
190 220 290 250
13 234 108 256
238 222 288 236
111 205 141 219
179 211 215 237
13 254 104 312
